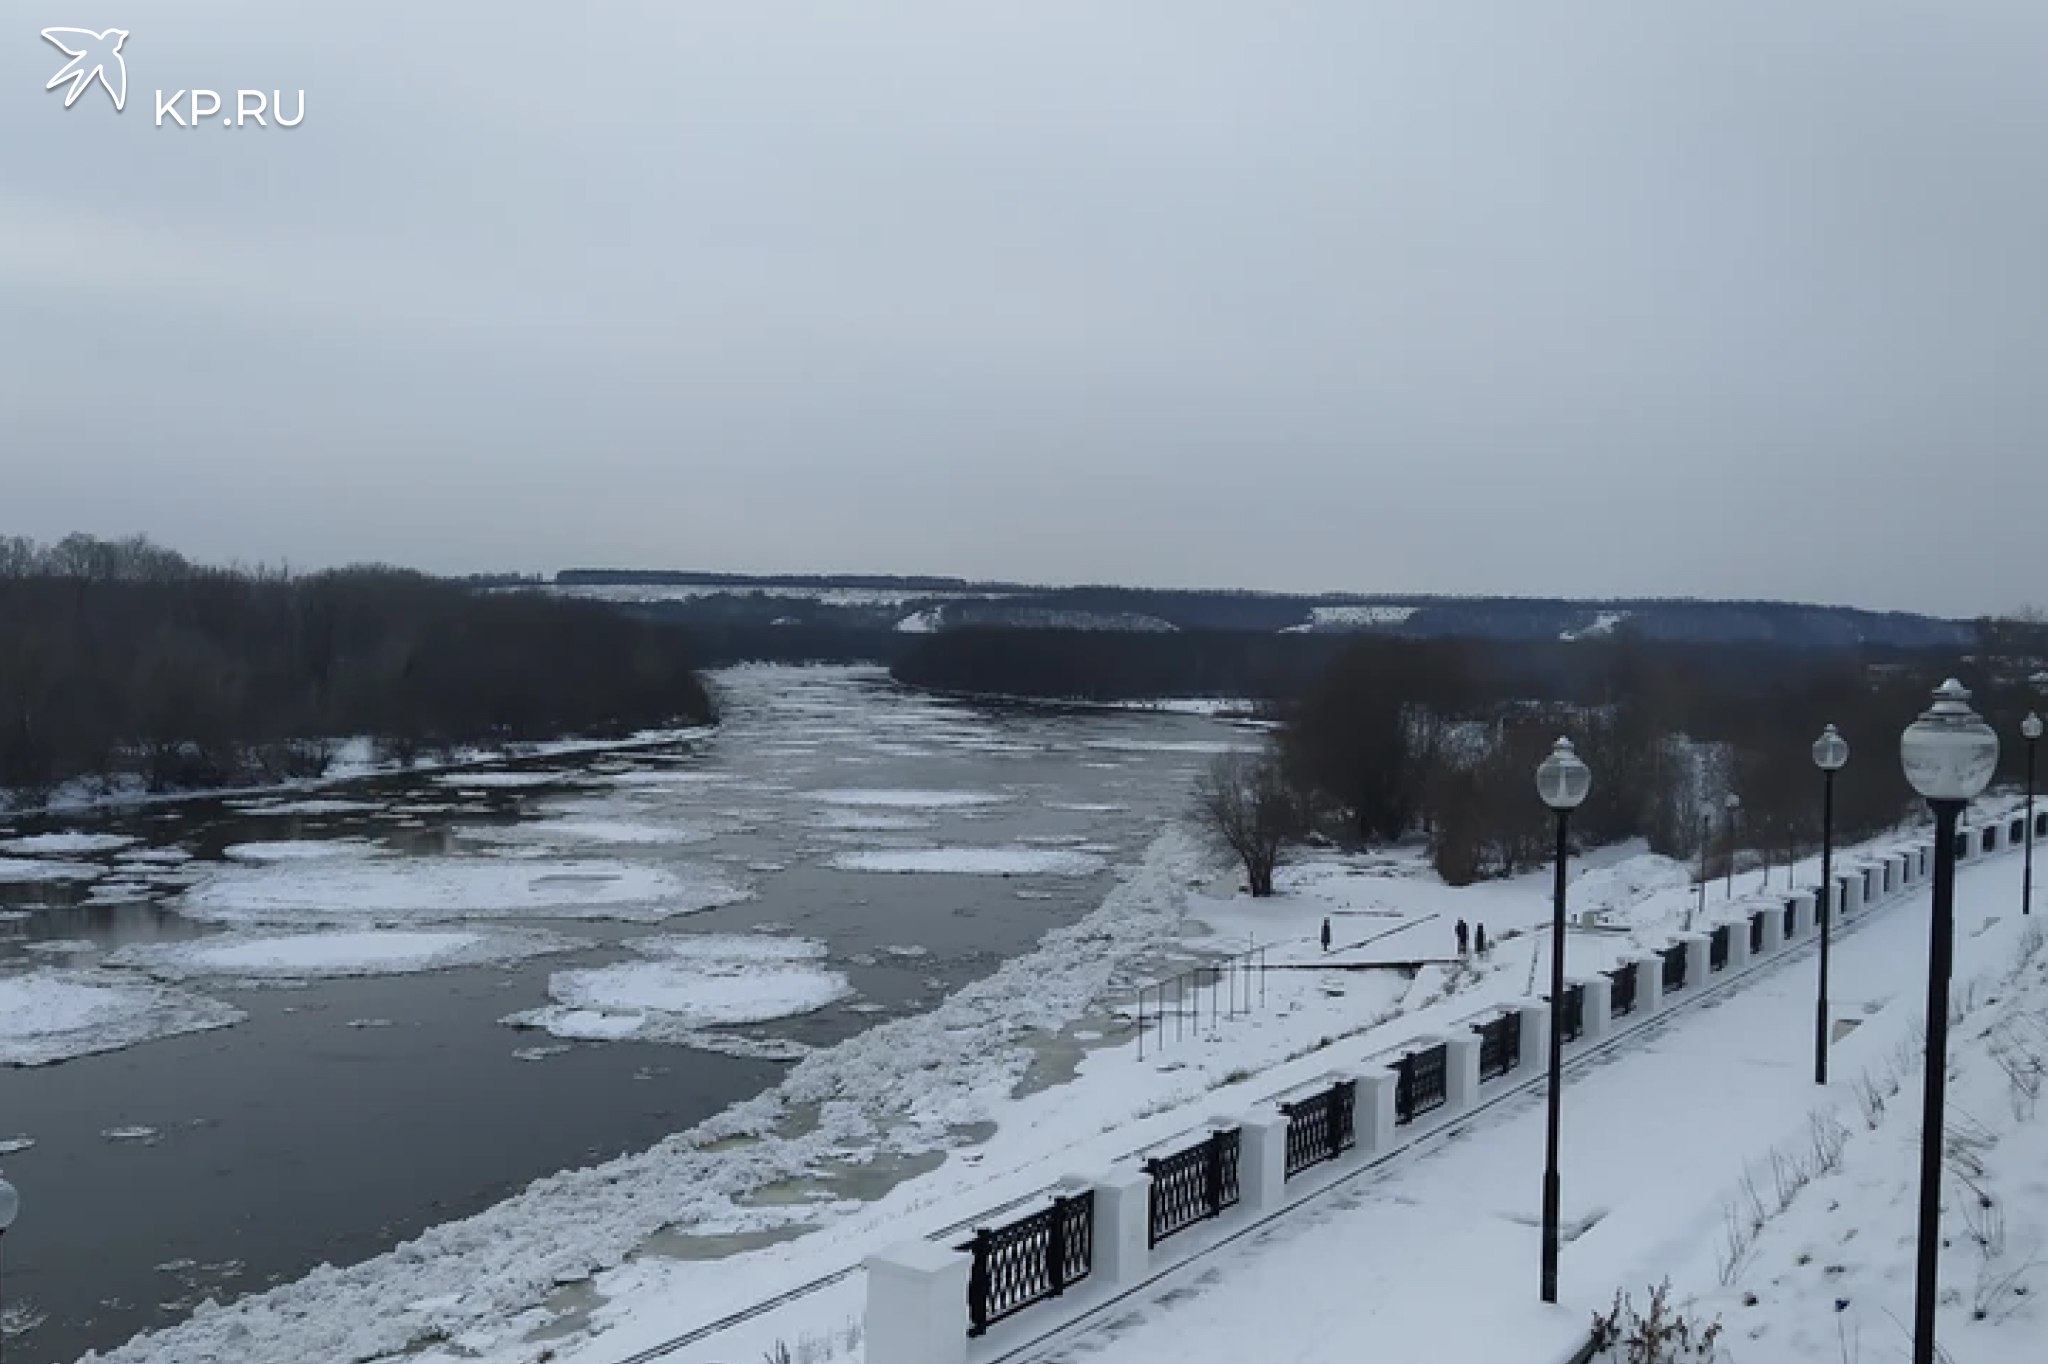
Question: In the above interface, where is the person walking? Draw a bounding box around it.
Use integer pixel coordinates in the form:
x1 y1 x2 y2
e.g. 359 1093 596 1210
1455 918 1470 957
1320 917 1332 953
1475 922 1489 957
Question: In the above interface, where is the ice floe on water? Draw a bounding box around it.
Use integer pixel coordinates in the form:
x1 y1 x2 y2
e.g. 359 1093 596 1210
431 770 572 790
1044 802 1128 813
807 809 935 832
230 798 384 816
224 839 388 864
23 939 97 956
504 934 851 1044
511 1043 572 1062
176 858 749 926
0 970 245 1065
0 1135 33 1154
0 855 105 883
601 769 732 788
0 831 137 855
117 847 192 865
827 847 1107 877
1082 737 1261 755
461 818 716 847
107 927 583 981
102 1125 160 1143
232 790 385 811
808 788 1009 809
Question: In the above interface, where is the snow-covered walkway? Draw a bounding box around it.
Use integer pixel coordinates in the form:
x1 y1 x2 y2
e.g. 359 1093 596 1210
1020 845 2037 1364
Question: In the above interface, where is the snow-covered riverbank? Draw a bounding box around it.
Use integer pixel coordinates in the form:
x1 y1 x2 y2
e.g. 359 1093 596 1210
79 786 2014 1364
0 726 711 821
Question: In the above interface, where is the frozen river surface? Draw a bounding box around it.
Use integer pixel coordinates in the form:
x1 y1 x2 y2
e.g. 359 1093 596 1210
0 667 1251 1364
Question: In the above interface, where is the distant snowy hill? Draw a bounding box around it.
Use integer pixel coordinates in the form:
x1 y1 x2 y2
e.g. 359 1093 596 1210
536 572 1972 650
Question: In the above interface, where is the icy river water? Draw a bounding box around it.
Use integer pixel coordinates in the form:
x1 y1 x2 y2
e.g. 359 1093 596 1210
0 667 1248 1364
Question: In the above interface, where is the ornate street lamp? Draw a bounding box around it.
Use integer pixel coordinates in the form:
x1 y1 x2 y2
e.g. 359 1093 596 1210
2023 712 2041 918
1812 725 1849 1084
1900 679 1999 1364
1535 736 1590 1305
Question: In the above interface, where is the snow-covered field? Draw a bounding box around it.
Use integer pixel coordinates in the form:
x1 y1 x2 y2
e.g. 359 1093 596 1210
0 970 244 1065
1685 920 2048 1364
1282 604 1419 632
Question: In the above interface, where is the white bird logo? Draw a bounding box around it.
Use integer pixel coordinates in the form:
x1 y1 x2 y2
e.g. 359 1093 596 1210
42 27 129 111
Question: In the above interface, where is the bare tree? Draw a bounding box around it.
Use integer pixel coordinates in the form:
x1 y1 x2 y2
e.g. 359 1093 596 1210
1193 750 1300 897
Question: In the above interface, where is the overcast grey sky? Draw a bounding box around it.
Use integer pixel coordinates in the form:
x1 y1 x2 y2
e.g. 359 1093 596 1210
2 3 2045 616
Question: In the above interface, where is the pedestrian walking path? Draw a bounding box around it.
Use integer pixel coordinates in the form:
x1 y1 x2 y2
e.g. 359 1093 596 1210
1017 850 2032 1364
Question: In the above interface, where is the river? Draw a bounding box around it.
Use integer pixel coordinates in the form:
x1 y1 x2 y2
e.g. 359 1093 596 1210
0 667 1249 1364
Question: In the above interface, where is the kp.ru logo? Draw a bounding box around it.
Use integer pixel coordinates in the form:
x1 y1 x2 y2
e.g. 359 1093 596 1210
41 27 126 108
40 27 305 127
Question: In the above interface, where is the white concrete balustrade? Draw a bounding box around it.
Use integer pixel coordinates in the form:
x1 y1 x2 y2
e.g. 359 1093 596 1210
862 815 2017 1364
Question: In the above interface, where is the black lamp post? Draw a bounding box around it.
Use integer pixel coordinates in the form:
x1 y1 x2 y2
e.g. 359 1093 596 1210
2023 712 2040 917
1724 793 1741 899
0 1173 17 1364
1812 724 1849 1085
1694 814 1710 928
1900 679 2000 1364
1535 736 1591 1306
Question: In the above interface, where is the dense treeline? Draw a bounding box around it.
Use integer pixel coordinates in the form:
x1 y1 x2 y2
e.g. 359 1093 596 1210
571 570 1975 648
0 535 713 801
1279 631 2046 885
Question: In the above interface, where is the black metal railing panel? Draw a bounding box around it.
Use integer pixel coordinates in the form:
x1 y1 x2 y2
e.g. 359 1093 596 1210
1783 898 1798 939
1394 1043 1448 1125
1553 983 1585 1042
1607 964 1637 1017
1749 912 1764 954
963 1190 1095 1336
1708 925 1729 971
1474 1011 1520 1080
1144 1127 1241 1247
1661 943 1688 993
1282 1079 1356 1177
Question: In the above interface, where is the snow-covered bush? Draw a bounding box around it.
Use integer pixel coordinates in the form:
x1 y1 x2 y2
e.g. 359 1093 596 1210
1590 1281 1724 1363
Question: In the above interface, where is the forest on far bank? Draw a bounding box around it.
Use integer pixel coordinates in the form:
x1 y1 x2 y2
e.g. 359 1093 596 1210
0 534 713 801
896 622 2048 889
